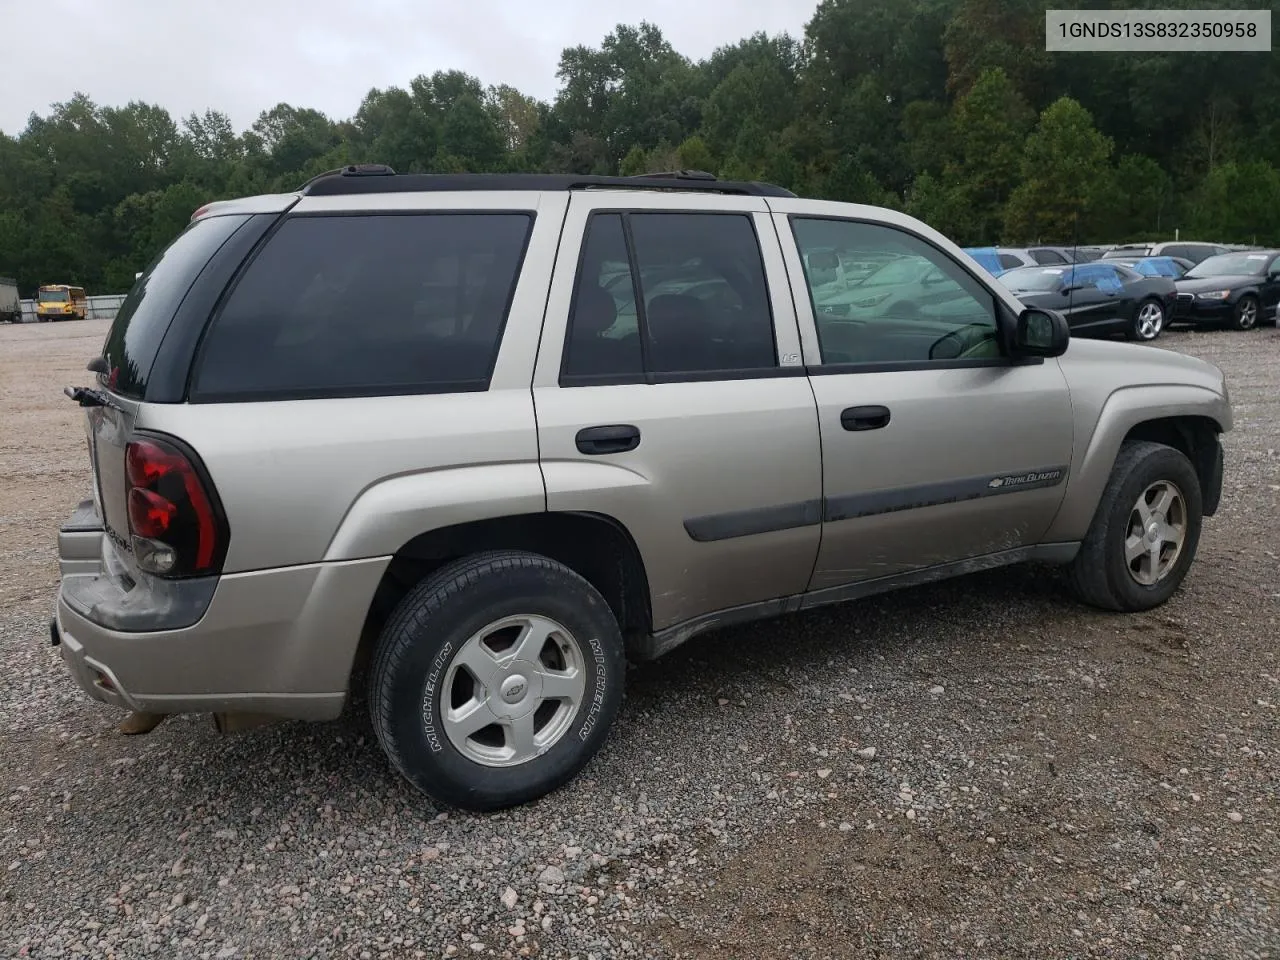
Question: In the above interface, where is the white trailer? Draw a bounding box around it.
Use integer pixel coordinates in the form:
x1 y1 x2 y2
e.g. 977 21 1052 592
0 277 20 323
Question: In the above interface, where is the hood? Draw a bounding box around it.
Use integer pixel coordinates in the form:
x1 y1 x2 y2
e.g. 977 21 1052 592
1175 274 1257 292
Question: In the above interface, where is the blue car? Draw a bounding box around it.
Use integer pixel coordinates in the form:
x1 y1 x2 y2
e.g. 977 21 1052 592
1105 255 1194 279
962 247 1007 277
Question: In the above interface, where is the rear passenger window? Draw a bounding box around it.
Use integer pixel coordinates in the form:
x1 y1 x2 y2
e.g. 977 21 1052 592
192 213 534 401
998 254 1023 270
1031 249 1067 265
561 212 777 383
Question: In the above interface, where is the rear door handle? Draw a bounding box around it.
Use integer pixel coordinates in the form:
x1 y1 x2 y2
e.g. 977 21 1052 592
575 424 641 455
841 405 891 432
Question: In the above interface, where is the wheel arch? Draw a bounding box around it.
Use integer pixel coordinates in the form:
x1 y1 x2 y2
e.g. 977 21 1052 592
351 511 654 681
1044 386 1229 542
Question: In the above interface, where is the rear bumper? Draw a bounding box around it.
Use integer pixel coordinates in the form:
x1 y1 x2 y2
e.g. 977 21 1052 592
54 500 390 720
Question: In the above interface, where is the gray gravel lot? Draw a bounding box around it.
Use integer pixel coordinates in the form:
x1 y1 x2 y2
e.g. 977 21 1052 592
1 319 1277 959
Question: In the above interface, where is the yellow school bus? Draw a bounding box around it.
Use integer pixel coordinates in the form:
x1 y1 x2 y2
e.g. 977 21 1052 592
36 284 88 321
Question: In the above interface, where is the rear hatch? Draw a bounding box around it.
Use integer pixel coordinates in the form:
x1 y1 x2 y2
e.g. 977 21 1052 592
84 213 254 581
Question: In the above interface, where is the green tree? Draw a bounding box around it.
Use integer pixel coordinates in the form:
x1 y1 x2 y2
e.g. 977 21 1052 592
1003 97 1114 243
945 67 1034 242
1189 161 1280 244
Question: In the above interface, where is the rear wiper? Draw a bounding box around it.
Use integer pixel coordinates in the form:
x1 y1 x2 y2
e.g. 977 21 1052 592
64 385 112 408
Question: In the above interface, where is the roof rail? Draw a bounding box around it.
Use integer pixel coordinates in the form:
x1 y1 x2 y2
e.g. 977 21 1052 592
636 169 718 181
295 163 397 192
297 169 797 199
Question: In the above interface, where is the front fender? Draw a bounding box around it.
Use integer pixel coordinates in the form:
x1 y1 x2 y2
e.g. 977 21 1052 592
1043 383 1231 542
323 463 546 561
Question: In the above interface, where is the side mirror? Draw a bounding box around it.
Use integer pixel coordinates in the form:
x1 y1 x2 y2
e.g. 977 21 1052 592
1013 307 1069 358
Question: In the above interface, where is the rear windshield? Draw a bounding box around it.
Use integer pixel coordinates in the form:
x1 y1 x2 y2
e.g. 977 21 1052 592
998 267 1066 291
190 212 534 402
1185 252 1270 278
40 289 69 301
101 214 251 399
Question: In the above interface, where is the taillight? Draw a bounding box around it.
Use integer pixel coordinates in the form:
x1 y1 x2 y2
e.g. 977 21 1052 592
123 436 226 577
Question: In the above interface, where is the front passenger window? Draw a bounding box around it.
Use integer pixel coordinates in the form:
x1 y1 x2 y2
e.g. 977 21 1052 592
791 218 1001 366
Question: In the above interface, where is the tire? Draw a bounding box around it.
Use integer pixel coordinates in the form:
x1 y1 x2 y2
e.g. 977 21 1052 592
1229 294 1259 331
369 550 626 811
1068 441 1203 612
1127 298 1165 342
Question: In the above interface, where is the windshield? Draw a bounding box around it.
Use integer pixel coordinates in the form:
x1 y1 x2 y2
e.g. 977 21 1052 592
998 267 1066 291
1186 253 1271 278
39 289 68 302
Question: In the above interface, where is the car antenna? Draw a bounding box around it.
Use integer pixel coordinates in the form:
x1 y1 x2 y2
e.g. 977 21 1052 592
1068 212 1079 321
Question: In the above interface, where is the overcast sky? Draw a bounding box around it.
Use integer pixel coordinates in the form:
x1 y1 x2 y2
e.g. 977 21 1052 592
4 0 817 135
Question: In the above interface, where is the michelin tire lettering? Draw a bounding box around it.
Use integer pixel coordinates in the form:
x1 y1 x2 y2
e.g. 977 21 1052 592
578 636 607 741
420 640 453 753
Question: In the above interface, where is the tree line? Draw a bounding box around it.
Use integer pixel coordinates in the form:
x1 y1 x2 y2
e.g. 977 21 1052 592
3 0 1279 296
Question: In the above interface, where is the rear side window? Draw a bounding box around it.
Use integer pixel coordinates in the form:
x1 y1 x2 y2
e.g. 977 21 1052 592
1030 249 1068 265
561 211 777 383
998 254 1023 270
191 213 534 401
102 214 251 399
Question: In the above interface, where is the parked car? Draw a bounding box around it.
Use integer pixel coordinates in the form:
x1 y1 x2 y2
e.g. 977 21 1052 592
962 246 1009 276
996 261 1177 341
0 276 19 323
1104 255 1196 279
1103 242 1228 265
54 167 1231 812
1172 249 1280 330
806 252 979 325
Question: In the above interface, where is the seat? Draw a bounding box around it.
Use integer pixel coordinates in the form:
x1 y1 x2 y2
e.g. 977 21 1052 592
564 285 640 377
645 294 723 373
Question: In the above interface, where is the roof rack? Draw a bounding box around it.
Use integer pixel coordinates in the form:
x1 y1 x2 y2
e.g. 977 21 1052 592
297 168 797 199
295 163 397 192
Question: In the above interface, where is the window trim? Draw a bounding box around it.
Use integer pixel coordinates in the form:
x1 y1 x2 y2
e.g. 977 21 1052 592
186 209 536 404
558 208 783 388
785 213 1025 374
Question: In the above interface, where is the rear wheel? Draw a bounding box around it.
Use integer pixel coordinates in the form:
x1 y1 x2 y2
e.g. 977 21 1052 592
1229 295 1258 331
1068 441 1203 612
1127 298 1165 341
369 550 626 811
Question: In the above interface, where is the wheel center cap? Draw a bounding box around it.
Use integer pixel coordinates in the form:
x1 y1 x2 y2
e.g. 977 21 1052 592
500 674 529 704
1146 521 1161 542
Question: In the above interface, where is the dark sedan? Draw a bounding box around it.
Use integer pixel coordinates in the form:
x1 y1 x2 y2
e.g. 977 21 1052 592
996 261 1176 341
1171 250 1280 330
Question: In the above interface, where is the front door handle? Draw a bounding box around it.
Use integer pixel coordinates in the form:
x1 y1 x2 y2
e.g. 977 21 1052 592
576 424 641 455
841 405 891 432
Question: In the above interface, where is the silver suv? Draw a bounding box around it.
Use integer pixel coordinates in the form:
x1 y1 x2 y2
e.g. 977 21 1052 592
54 167 1231 811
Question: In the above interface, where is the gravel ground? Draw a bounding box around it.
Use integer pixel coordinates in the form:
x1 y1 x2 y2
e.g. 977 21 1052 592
1 318 1277 959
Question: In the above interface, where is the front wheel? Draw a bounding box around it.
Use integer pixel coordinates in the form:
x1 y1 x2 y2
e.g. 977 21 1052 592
1128 298 1166 341
369 550 626 811
1230 295 1259 331
1068 441 1203 612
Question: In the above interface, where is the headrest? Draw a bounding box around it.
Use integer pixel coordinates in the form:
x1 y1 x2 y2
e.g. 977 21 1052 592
573 285 617 337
